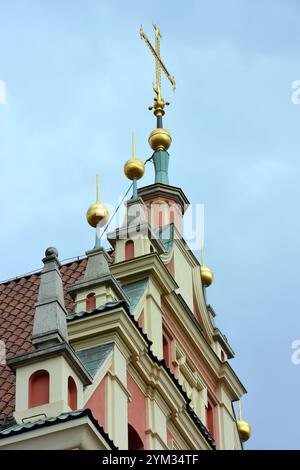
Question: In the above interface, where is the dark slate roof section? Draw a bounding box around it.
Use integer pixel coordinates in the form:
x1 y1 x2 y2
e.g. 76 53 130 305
187 407 216 448
67 301 216 449
76 344 113 378
67 301 151 350
207 305 235 358
122 278 149 314
157 224 174 253
177 293 204 334
0 408 117 449
66 300 127 321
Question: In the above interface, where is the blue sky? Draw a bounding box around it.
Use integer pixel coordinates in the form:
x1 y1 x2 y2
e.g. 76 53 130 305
0 0 299 449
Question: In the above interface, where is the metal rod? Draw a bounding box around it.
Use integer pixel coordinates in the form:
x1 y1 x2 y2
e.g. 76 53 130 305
96 174 100 204
132 178 138 198
238 400 242 421
100 182 134 239
132 132 136 159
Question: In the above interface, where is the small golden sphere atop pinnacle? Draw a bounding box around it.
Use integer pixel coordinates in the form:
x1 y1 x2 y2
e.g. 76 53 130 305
86 175 109 228
124 133 145 181
86 203 109 228
148 128 172 151
237 400 251 442
124 159 145 180
201 265 214 288
200 243 214 288
237 420 251 442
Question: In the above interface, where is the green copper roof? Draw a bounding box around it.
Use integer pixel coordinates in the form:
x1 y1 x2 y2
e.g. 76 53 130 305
158 223 174 252
76 343 113 377
153 150 170 185
123 278 148 314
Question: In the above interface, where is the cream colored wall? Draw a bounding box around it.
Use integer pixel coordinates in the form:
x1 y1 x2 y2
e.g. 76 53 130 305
134 237 152 258
216 386 242 450
146 393 168 450
212 341 228 362
217 404 242 450
114 239 126 264
75 285 119 311
172 244 194 311
0 418 111 450
14 356 84 425
114 236 152 264
105 345 129 450
191 386 207 424
143 278 163 360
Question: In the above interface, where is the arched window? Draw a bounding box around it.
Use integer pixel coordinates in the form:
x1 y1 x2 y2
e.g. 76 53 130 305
68 376 77 411
163 334 170 367
86 292 96 310
158 210 163 228
125 240 135 260
206 400 215 438
28 370 49 408
221 350 225 362
128 424 144 450
170 209 175 226
150 245 154 253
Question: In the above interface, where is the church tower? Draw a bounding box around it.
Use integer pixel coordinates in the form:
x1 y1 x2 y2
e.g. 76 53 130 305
0 24 250 450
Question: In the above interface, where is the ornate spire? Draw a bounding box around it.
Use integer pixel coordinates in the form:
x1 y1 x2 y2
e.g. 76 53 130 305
31 247 68 348
140 23 175 185
140 22 175 128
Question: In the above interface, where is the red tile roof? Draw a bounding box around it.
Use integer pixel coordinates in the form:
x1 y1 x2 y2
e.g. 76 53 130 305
0 258 87 425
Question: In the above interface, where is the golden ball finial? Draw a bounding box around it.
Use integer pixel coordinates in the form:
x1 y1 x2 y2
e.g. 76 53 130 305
201 265 214 287
200 243 213 287
86 203 109 228
124 132 145 181
148 128 172 151
124 159 145 180
86 175 109 228
237 420 251 442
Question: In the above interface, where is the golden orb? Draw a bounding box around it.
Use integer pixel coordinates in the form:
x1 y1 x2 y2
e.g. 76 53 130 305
237 420 251 442
201 265 214 288
148 128 172 151
124 158 145 181
86 203 109 228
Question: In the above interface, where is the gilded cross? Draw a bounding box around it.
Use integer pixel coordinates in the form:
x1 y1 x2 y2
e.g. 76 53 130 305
140 23 175 121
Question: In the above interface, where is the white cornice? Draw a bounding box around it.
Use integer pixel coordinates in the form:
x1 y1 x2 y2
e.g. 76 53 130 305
111 253 178 294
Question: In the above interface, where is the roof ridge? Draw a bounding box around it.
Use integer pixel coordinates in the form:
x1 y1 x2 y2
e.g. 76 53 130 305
0 255 88 285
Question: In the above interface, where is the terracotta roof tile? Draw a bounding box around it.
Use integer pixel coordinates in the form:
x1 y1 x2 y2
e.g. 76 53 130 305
0 257 88 425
